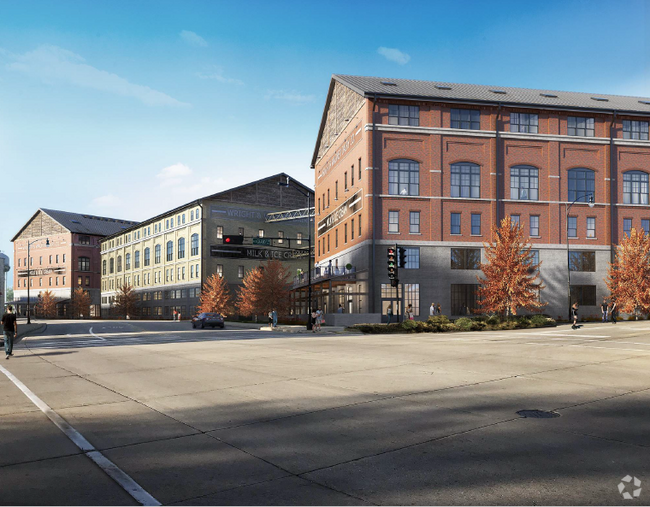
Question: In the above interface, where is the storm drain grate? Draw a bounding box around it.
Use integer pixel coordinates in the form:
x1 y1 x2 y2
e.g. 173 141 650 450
517 409 560 419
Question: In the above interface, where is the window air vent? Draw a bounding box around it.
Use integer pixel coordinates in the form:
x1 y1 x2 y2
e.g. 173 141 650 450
639 100 650 105
490 89 507 94
435 85 452 90
591 97 609 102
380 81 397 86
540 93 558 98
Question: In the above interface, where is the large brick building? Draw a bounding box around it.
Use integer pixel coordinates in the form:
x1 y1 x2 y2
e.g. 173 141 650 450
310 75 650 320
12 209 138 317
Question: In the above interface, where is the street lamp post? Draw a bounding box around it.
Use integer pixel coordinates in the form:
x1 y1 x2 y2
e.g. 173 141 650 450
566 193 594 322
26 238 49 324
278 178 313 330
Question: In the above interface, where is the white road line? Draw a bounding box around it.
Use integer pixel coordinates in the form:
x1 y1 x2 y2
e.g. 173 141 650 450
0 363 160 506
88 327 106 341
524 342 650 353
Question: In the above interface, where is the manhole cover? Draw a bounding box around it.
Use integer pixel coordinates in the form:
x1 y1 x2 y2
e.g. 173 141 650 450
517 409 560 419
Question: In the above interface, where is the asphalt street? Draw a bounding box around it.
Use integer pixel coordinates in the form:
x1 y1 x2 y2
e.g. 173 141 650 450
1 319 649 505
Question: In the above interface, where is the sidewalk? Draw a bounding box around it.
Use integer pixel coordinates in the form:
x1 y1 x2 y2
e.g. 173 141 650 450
259 324 351 334
1 318 46 346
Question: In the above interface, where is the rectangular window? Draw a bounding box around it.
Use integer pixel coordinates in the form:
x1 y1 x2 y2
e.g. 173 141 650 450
216 226 223 239
388 160 420 196
511 214 520 226
335 181 338 200
335 229 338 248
451 284 479 315
351 165 354 186
359 157 362 181
643 219 650 235
587 217 596 238
79 235 90 245
388 104 419 126
409 211 420 233
529 250 540 269
568 116 595 137
403 247 420 269
238 265 244 278
258 229 264 238
327 189 330 207
297 232 302 245
451 248 481 270
344 172 348 191
278 231 284 244
568 216 577 238
510 166 539 200
451 163 480 198
623 120 649 140
388 211 399 233
451 108 480 130
216 264 223 277
570 285 597 306
327 234 330 252
350 219 354 240
344 223 348 243
471 213 481 235
530 215 540 236
510 112 539 133
569 251 596 272
359 214 362 237
624 218 632 236
451 213 461 234
318 198 321 214
77 276 82 286
404 283 420 316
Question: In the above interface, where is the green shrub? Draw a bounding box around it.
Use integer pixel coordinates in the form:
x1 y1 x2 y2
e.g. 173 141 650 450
486 314 500 327
401 319 418 332
428 315 450 325
454 317 473 331
530 314 548 327
498 320 517 330
515 317 531 329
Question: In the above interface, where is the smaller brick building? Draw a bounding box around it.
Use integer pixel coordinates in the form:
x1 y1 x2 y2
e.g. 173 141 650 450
12 209 138 317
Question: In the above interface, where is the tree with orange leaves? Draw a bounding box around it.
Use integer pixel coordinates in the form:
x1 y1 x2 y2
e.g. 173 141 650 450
70 287 92 319
35 290 57 318
236 259 291 317
476 216 546 316
606 227 650 318
198 273 233 316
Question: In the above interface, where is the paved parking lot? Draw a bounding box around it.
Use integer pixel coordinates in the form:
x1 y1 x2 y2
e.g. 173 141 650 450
1 319 649 505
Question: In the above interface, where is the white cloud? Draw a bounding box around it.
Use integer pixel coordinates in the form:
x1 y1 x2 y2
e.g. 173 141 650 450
92 194 123 208
157 162 193 188
196 65 243 85
377 46 411 65
179 30 208 47
265 89 315 104
5 44 190 107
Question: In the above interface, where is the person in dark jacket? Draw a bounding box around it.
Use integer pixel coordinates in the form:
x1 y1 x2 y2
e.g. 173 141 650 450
2 305 18 359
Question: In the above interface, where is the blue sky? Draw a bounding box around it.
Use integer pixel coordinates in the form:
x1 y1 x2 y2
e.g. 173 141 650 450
1 0 648 288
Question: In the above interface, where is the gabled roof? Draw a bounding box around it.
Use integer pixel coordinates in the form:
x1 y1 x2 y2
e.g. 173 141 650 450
334 74 650 114
11 209 139 242
101 172 314 241
312 74 650 167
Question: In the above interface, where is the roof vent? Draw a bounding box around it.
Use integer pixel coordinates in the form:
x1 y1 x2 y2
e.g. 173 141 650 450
435 85 452 90
380 81 397 86
591 97 609 102
639 100 650 105
540 93 558 98
70 220 81 224
490 89 507 94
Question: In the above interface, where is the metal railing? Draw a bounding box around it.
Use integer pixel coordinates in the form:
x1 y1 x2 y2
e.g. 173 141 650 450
292 265 356 287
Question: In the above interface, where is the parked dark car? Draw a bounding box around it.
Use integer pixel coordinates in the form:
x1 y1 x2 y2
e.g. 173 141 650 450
191 312 225 329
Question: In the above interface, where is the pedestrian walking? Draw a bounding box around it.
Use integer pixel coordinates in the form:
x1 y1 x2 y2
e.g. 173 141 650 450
2 305 17 359
387 305 393 324
571 302 579 329
268 310 273 326
272 309 278 328
406 304 414 320
311 309 318 333
601 298 609 323
610 301 618 324
429 302 435 316
436 303 441 316
337 304 344 313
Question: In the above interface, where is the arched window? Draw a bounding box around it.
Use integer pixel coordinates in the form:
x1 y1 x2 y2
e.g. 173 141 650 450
388 159 419 196
144 247 151 266
623 171 649 204
178 238 185 259
134 250 140 269
155 244 161 264
451 163 481 198
125 253 131 270
510 166 539 200
568 168 595 202
191 233 199 256
117 256 122 272
167 241 173 262
191 210 194 221
109 258 114 274
102 260 107 275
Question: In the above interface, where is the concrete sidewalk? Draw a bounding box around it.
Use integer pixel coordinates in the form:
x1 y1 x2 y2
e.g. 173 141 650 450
1 319 46 346
259 324 350 334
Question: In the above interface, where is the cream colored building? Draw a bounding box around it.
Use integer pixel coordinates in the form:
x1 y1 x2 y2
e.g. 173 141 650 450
100 173 312 319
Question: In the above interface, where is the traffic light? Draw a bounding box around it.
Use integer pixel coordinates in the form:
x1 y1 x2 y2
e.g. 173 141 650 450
223 234 244 245
387 246 397 280
398 247 407 268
